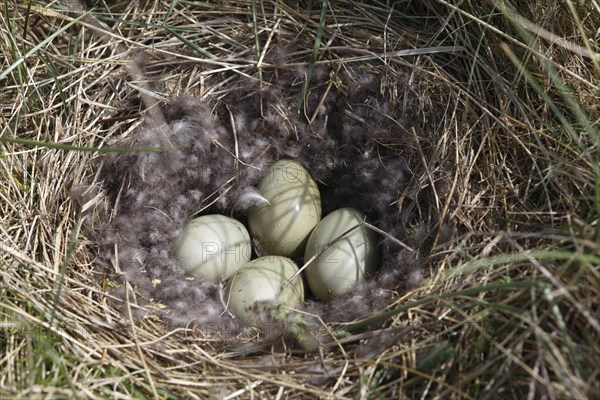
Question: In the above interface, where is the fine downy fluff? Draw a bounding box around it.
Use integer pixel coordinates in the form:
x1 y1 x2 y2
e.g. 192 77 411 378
94 50 451 343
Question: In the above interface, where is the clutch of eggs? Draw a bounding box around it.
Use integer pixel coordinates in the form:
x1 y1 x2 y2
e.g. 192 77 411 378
173 160 380 324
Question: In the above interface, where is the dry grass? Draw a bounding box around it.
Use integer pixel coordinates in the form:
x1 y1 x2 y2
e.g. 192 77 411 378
1 0 599 398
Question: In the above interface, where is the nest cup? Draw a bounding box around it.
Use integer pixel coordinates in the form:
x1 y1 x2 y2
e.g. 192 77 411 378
96 11 452 341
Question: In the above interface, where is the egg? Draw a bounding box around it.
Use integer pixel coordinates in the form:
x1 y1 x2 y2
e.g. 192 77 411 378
226 256 304 324
248 159 321 257
304 207 379 300
174 214 251 281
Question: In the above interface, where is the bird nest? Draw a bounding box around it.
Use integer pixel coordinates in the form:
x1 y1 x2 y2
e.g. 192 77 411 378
94 13 455 339
2 1 598 398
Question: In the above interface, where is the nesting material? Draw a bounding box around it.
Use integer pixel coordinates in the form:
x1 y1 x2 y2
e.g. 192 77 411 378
97 52 447 339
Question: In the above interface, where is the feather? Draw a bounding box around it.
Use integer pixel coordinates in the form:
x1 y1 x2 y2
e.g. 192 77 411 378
94 46 449 343
235 186 270 210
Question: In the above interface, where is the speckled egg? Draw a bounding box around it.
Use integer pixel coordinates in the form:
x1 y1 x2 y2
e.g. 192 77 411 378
226 256 304 324
174 214 251 281
248 159 321 257
304 207 379 300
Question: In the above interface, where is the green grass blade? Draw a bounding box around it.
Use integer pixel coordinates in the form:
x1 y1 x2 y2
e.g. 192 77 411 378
441 249 600 280
163 25 217 59
338 280 545 334
0 136 172 153
297 0 328 112
21 0 32 53
164 0 179 23
252 0 261 59
38 53 68 106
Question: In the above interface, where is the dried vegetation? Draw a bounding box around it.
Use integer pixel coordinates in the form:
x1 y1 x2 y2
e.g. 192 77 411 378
1 0 599 398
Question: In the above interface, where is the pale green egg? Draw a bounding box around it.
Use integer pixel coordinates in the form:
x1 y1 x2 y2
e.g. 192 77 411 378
304 207 379 300
174 214 251 281
226 256 304 324
248 159 321 257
